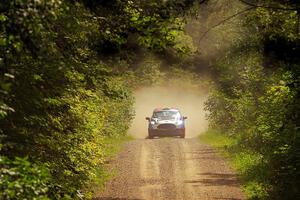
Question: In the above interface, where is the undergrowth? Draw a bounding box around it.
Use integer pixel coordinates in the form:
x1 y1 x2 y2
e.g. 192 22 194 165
199 129 270 200
89 134 133 197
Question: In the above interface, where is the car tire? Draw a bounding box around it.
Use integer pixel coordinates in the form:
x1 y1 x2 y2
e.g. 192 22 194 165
148 131 154 139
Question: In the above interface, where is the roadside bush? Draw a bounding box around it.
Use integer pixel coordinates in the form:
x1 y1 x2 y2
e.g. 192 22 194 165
1 0 192 198
206 49 300 199
205 24 300 200
0 1 136 198
0 156 50 200
199 130 270 200
204 2 300 197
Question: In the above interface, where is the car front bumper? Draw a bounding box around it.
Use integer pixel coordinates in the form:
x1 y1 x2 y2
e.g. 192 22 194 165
148 128 185 137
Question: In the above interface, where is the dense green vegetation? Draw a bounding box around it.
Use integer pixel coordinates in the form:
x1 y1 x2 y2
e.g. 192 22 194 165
204 0 300 199
1 0 299 199
0 0 197 199
200 129 270 199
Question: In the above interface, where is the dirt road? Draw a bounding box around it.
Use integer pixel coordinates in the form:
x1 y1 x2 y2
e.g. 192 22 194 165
94 138 246 200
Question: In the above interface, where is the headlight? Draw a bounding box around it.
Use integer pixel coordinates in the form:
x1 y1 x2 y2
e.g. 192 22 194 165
177 120 183 125
149 121 158 129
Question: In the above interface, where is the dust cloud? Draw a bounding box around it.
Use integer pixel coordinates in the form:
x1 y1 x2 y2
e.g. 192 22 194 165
128 86 208 139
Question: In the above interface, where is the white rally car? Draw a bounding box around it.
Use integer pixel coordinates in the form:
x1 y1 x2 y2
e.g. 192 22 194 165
146 108 187 139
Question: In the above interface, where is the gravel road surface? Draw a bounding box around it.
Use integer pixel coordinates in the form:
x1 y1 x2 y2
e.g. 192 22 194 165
94 138 246 200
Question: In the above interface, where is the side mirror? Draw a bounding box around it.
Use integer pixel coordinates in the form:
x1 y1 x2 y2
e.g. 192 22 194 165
183 116 187 120
145 117 150 121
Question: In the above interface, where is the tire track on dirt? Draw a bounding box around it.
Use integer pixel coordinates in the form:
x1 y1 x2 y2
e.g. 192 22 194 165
94 138 246 200
139 140 163 200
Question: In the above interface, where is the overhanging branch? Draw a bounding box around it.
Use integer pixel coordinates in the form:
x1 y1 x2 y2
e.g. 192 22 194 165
198 6 255 44
199 0 209 4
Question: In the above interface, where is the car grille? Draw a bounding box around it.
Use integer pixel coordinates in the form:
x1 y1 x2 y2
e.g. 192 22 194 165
158 124 176 130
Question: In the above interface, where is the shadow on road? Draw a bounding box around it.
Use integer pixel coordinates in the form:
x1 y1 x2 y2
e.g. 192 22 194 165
185 172 240 187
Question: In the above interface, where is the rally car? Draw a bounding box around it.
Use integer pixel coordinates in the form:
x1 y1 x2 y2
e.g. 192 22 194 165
145 108 187 139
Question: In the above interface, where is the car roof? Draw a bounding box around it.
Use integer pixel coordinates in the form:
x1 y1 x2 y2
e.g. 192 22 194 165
153 107 179 112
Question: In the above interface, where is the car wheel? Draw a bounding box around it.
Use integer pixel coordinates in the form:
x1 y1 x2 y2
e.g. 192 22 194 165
180 130 185 138
148 131 154 139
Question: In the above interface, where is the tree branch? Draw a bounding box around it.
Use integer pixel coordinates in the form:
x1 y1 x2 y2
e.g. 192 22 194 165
198 6 255 44
199 0 209 4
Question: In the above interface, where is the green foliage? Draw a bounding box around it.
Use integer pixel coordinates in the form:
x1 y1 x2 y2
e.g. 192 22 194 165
82 0 195 54
199 130 269 200
251 7 300 42
199 129 237 148
205 1 300 199
0 156 50 200
0 0 199 198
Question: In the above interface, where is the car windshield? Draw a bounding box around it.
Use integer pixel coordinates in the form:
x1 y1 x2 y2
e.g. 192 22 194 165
153 111 181 120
